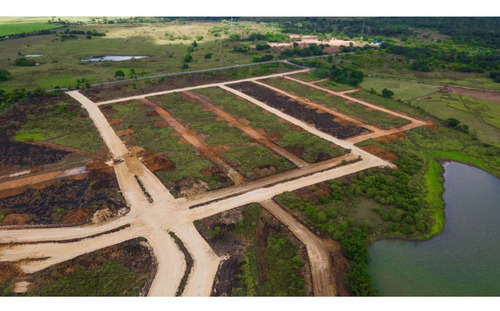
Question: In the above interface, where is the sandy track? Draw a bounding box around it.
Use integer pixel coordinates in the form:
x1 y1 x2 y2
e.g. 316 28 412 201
1 225 139 274
180 154 356 209
185 156 385 222
260 199 336 296
1 67 413 297
139 98 245 185
181 90 308 168
172 222 220 296
96 69 310 106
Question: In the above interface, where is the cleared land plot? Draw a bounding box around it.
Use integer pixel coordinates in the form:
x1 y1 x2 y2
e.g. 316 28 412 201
412 93 500 147
229 82 369 139
360 77 440 101
100 101 233 197
13 100 104 153
24 238 154 296
192 87 349 163
263 78 411 130
151 93 295 179
195 203 309 296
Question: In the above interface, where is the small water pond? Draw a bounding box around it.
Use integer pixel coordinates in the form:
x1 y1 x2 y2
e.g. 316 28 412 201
24 54 43 57
80 55 149 62
368 162 500 296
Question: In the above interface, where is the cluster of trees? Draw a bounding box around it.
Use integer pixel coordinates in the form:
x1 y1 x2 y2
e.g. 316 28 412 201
14 57 37 67
181 41 198 70
252 54 274 63
0 29 55 41
445 118 469 133
381 42 500 73
279 43 326 58
489 72 500 83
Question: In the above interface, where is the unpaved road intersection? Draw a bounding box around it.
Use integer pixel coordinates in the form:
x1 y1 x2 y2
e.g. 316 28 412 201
0 69 423 296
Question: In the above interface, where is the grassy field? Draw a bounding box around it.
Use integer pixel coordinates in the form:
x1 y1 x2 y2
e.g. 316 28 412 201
411 93 500 147
193 87 348 162
104 100 233 195
351 90 430 119
13 100 104 152
264 78 411 129
422 155 445 239
316 79 358 92
0 23 60 37
360 77 440 101
0 21 284 91
152 93 295 179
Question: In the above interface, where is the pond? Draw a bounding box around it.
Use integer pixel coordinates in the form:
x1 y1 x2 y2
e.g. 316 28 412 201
24 54 43 57
80 55 149 62
368 162 500 296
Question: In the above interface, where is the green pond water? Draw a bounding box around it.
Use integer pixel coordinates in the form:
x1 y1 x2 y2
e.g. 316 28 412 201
368 162 500 296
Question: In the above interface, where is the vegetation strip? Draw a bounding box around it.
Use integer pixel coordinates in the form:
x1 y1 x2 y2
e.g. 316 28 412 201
168 232 193 297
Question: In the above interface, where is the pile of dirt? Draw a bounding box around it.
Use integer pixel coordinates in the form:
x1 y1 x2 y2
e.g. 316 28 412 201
25 238 155 296
360 145 398 163
230 82 370 139
138 151 175 173
176 178 210 198
252 165 277 178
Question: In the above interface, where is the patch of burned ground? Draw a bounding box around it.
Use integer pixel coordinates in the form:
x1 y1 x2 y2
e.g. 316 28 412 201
0 133 71 169
230 82 370 139
373 131 406 143
294 182 332 205
360 145 398 163
137 150 175 173
284 145 305 159
82 65 297 102
0 163 127 227
196 204 312 297
24 238 155 296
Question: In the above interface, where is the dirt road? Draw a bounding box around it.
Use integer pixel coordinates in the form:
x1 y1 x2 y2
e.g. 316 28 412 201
260 199 336 296
1 68 409 297
96 69 309 106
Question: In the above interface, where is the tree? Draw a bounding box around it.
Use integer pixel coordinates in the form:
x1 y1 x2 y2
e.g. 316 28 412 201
446 118 460 127
183 54 193 63
192 40 197 47
381 88 394 98
114 70 125 78
129 69 136 78
204 53 213 59
0 70 12 82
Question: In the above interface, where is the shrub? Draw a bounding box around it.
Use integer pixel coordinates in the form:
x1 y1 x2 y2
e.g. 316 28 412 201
204 53 213 59
114 70 125 78
381 88 394 98
0 69 12 81
183 54 193 63
14 57 37 67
